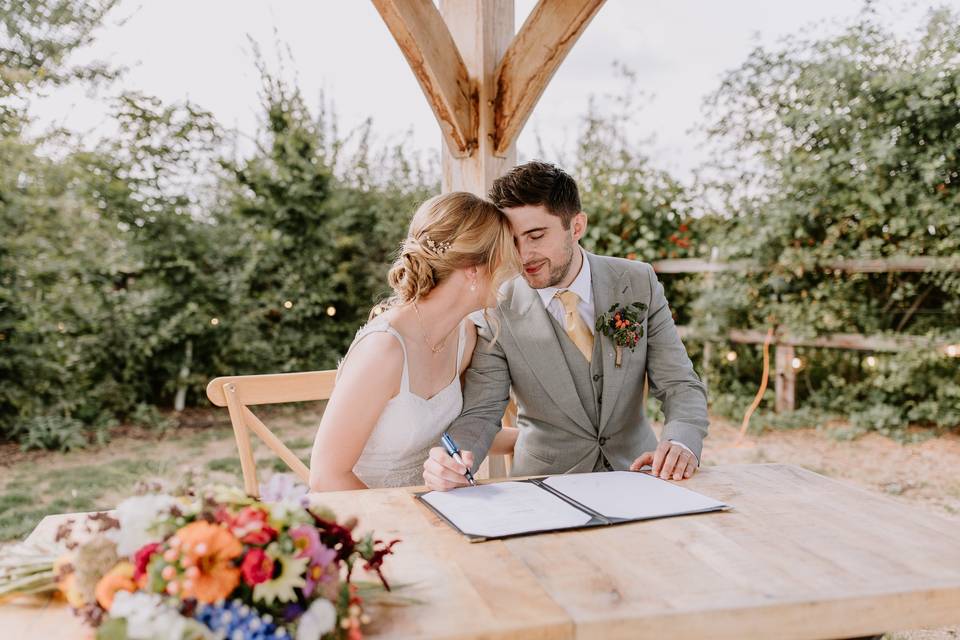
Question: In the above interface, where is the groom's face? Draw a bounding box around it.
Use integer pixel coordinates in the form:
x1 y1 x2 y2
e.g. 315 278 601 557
503 204 586 289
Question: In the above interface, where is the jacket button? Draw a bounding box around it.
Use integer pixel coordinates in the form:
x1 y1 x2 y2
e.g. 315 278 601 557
593 374 601 382
599 436 607 446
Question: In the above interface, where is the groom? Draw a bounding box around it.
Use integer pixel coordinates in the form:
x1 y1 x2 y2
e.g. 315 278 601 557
423 161 708 491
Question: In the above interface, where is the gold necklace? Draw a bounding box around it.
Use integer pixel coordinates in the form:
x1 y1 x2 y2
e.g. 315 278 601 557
413 301 447 355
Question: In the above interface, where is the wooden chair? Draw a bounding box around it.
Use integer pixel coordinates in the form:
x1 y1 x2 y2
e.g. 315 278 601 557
206 371 336 498
207 370 513 497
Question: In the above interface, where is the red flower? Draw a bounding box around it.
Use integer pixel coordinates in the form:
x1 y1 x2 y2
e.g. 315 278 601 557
240 548 275 586
133 542 161 581
363 539 400 591
229 507 277 545
679 223 689 233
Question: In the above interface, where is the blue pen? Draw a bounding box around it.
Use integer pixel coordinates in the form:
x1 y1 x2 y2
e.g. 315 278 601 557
440 432 477 486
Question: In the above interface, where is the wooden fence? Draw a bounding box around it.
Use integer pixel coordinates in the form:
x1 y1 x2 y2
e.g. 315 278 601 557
652 256 960 412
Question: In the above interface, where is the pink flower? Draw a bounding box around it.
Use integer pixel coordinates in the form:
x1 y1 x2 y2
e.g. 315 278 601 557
290 525 337 597
228 507 277 545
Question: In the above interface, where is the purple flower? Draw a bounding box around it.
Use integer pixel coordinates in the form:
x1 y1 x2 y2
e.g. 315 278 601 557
290 525 338 598
258 473 308 505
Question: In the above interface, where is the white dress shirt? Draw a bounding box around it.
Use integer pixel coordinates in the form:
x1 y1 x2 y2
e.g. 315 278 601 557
537 248 595 333
533 247 696 463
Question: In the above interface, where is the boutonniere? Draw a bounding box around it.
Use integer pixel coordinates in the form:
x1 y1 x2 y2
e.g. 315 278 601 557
595 302 647 367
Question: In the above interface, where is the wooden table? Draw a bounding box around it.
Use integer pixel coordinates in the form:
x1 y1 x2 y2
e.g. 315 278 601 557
3 464 960 639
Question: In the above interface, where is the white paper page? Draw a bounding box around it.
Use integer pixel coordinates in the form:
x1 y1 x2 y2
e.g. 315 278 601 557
543 471 728 521
420 481 593 538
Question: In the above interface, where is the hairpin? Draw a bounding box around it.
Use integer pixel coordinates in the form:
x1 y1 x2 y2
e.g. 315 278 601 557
423 235 452 255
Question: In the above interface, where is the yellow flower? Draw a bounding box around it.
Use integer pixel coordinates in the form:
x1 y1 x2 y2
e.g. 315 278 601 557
173 521 243 603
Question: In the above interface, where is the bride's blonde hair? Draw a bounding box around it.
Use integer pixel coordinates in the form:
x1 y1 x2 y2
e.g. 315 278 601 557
376 192 519 315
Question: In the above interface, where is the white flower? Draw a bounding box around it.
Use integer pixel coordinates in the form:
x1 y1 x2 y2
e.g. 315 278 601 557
107 494 178 556
296 598 338 640
253 554 309 604
110 591 213 640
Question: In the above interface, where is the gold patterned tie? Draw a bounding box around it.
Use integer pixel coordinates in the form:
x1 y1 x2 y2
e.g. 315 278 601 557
556 290 594 362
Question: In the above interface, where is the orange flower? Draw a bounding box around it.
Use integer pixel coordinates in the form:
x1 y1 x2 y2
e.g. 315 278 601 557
172 521 243 603
95 562 137 610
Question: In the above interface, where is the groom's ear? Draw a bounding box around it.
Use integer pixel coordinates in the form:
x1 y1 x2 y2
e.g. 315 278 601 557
570 211 588 242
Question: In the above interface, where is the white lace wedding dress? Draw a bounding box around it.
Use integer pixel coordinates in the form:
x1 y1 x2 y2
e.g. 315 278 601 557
337 315 466 488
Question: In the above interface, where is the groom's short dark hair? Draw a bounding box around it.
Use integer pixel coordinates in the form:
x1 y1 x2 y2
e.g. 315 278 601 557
489 161 581 229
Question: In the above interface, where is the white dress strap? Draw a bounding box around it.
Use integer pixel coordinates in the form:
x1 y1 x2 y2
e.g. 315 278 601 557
455 319 467 371
337 317 410 392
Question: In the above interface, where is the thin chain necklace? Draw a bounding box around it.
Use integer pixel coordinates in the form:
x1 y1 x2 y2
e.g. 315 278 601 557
413 301 447 355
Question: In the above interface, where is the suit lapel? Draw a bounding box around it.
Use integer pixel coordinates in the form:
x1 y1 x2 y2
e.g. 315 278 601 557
504 278 594 430
588 253 636 433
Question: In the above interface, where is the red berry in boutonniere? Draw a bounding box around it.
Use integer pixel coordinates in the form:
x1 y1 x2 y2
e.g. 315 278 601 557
595 302 648 367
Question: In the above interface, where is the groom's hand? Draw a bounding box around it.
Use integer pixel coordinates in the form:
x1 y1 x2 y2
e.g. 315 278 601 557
423 447 476 491
630 440 697 480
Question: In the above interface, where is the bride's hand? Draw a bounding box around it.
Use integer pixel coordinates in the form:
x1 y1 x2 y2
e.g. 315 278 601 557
423 446 475 491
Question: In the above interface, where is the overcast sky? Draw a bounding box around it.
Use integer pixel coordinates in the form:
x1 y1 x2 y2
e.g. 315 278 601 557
26 0 952 186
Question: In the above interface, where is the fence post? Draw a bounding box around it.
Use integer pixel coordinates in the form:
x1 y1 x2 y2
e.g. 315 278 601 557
700 247 719 389
774 342 796 413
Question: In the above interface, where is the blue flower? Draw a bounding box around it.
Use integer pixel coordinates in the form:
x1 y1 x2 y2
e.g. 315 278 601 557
194 599 291 639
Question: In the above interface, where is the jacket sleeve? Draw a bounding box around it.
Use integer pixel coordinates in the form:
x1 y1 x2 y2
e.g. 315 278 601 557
643 263 710 461
446 313 512 471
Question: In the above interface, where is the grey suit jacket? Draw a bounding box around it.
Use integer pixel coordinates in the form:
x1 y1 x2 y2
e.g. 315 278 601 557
449 251 709 477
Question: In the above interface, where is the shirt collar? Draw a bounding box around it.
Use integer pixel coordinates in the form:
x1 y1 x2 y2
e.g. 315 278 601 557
537 247 591 308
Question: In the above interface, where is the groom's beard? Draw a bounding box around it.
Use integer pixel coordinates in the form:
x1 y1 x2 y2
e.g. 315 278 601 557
523 240 575 289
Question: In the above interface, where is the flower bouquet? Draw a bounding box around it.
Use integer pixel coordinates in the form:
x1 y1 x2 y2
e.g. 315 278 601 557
1 476 399 640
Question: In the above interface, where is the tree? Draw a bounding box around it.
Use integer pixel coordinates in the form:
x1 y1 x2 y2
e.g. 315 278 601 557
697 8 960 431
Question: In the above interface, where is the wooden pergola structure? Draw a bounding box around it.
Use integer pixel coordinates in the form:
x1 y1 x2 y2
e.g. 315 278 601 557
371 0 605 195
370 0 605 476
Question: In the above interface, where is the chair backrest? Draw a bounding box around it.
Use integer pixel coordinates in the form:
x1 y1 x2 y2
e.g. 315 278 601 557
206 371 337 498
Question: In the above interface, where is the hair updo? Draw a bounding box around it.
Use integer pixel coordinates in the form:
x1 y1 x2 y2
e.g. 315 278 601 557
377 192 518 314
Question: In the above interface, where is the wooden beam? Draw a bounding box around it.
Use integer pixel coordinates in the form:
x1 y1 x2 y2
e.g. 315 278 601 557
652 256 960 274
372 0 477 157
653 258 751 273
441 0 516 194
676 326 955 353
493 0 606 155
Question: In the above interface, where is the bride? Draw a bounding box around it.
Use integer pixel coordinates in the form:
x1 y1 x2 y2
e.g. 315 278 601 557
309 192 520 490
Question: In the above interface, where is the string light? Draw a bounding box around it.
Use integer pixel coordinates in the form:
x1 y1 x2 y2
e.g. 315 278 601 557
725 351 738 362
57 322 66 332
283 300 293 309
864 355 877 368
326 306 337 317
791 357 803 370
946 344 960 358
210 318 220 326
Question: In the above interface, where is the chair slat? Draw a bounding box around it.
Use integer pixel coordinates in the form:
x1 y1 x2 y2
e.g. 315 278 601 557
206 371 337 407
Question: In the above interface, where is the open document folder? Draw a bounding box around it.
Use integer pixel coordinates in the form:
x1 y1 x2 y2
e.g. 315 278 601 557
417 471 730 542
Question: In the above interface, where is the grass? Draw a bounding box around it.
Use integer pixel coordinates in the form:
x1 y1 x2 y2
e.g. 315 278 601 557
0 414 321 543
286 437 314 450
206 457 241 474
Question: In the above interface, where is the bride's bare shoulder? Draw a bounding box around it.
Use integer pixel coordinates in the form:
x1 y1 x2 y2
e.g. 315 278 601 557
339 329 404 386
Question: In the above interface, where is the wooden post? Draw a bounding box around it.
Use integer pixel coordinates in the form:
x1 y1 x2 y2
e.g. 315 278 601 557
440 0 516 194
774 343 796 413
700 247 719 389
